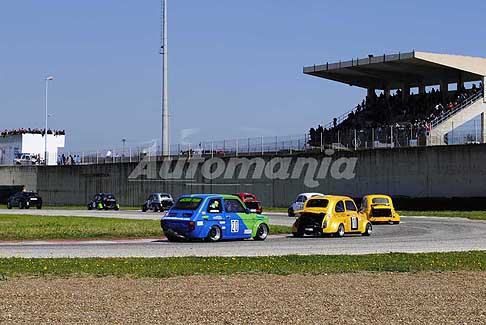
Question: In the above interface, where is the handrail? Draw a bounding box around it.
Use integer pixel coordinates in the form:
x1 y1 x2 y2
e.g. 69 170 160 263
430 91 483 128
324 107 357 129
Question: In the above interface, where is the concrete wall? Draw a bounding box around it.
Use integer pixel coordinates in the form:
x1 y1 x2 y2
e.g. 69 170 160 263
2 144 486 207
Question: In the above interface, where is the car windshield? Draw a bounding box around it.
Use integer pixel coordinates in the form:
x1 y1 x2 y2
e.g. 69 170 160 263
372 197 390 205
306 199 329 208
173 197 203 210
24 192 38 197
104 194 115 199
245 201 260 209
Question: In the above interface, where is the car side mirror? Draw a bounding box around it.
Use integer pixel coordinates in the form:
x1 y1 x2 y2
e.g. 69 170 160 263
245 208 250 214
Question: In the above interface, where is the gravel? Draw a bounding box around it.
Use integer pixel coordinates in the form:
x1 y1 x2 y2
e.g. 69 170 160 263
1 272 485 324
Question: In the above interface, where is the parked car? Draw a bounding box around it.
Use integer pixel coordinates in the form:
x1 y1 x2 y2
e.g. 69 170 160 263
292 195 372 237
87 193 120 210
233 192 263 214
161 194 269 242
142 193 174 212
14 153 36 165
288 192 324 217
7 191 43 209
360 194 400 224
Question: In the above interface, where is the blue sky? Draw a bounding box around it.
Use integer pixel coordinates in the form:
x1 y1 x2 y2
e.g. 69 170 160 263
1 0 485 151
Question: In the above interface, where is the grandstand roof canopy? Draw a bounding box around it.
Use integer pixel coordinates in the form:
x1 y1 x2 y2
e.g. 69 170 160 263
303 51 486 90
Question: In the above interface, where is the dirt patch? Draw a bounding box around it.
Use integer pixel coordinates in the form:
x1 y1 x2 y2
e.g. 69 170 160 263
1 272 485 324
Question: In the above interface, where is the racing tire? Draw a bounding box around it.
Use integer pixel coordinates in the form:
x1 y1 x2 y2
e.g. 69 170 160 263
292 231 304 238
88 205 93 210
288 207 294 218
19 201 24 209
6 202 12 209
165 233 181 242
141 205 147 212
334 224 345 238
362 223 372 236
36 205 42 210
25 204 30 210
153 205 159 212
253 223 269 241
206 226 222 242
114 206 119 211
393 221 400 225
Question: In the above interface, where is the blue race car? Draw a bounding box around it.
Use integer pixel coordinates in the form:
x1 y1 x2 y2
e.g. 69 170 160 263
160 194 270 242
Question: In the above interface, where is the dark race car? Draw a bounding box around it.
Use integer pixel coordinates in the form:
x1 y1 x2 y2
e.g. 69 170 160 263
87 193 120 210
141 193 174 212
7 191 43 209
233 192 263 214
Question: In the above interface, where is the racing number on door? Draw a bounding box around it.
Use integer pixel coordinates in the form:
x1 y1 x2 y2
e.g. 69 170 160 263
350 217 358 230
231 220 239 233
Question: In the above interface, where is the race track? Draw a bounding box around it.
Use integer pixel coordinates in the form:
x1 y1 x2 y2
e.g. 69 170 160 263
1 211 486 258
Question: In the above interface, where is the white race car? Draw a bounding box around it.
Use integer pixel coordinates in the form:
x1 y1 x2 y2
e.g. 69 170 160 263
287 192 324 217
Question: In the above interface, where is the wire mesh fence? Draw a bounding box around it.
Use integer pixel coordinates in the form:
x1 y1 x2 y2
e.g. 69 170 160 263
42 124 486 166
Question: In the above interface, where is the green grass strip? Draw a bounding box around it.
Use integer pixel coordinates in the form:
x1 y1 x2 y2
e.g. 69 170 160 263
0 252 485 278
0 215 291 240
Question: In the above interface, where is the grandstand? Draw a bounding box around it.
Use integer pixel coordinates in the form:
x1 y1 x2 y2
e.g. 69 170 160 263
304 51 486 148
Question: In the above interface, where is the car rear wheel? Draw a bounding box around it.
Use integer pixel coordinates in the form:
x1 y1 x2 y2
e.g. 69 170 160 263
362 223 372 236
152 205 159 212
165 233 180 242
335 224 345 238
141 205 147 212
19 201 24 209
393 221 400 225
206 226 222 242
6 202 12 209
253 223 269 241
36 205 42 210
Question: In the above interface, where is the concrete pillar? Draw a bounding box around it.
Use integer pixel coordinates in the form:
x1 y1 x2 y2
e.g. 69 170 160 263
419 81 426 95
457 74 464 91
441 80 449 102
367 88 376 104
401 83 410 103
483 76 486 103
384 85 391 101
482 112 486 144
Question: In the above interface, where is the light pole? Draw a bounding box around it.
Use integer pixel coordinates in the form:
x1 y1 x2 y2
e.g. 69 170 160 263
122 139 126 157
44 76 54 165
161 0 169 156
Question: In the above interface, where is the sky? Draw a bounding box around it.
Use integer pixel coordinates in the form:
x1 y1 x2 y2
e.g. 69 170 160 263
1 0 486 152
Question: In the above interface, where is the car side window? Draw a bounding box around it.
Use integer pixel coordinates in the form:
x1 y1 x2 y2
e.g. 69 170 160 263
345 200 357 212
206 199 222 213
224 199 246 213
335 201 345 213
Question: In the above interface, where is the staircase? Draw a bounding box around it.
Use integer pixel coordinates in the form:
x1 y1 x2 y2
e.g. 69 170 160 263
428 91 485 145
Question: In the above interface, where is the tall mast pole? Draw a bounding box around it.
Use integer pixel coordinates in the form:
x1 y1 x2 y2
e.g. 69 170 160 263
161 0 169 156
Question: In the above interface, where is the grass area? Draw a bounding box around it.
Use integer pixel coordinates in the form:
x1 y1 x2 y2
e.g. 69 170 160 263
0 215 292 241
399 211 486 220
264 207 288 213
0 252 484 278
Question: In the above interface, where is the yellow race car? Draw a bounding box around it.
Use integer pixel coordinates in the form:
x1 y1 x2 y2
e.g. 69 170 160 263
360 194 400 224
292 195 372 237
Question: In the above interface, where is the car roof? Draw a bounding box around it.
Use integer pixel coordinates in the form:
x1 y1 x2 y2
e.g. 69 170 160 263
364 194 392 199
298 192 325 197
179 194 240 200
311 195 354 201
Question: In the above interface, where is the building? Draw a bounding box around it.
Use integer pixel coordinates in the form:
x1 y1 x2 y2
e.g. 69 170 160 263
0 131 65 166
304 51 486 146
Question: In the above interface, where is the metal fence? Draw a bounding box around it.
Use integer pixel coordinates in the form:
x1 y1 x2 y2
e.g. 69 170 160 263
49 122 486 166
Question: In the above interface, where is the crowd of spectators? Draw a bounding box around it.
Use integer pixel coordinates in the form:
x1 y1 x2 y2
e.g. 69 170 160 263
309 82 483 147
57 154 81 165
1 128 65 137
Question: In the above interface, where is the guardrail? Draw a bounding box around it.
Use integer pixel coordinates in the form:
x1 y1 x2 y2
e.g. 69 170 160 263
430 91 483 128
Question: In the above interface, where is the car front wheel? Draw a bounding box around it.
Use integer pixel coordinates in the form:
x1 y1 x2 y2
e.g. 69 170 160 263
206 226 222 242
6 202 12 209
288 207 294 217
253 223 269 241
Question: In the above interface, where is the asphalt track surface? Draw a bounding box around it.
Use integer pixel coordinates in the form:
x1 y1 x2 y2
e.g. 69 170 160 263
1 209 486 258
